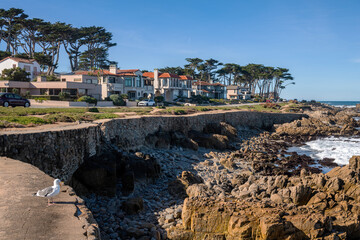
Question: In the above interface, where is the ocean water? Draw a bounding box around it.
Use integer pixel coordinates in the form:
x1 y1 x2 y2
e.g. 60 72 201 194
320 101 360 108
287 136 360 166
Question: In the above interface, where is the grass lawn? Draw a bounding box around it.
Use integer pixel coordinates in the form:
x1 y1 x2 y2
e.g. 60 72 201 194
0 102 304 128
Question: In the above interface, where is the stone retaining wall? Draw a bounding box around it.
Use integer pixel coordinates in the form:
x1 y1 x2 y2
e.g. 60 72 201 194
0 111 306 181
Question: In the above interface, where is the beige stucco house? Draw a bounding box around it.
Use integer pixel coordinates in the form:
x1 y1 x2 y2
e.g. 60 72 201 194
143 69 193 101
226 85 251 100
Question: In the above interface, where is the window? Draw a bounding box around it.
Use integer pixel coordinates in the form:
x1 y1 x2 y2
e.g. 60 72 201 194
12 64 16 69
61 78 66 82
125 77 132 87
74 78 82 82
86 79 92 84
40 89 48 95
92 79 98 84
24 65 30 71
136 76 141 87
108 77 115 83
34 67 38 73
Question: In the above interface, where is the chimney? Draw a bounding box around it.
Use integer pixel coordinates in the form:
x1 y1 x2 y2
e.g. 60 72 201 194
37 75 47 82
109 64 117 74
154 68 159 88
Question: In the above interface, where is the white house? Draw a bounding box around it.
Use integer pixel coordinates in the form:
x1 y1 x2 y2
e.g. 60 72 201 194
0 57 41 80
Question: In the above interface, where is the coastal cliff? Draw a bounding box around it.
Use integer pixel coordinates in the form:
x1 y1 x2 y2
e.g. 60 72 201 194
0 111 305 182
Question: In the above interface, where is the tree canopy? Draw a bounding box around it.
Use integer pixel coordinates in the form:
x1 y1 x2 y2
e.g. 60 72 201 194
0 8 116 75
162 58 295 100
1 67 30 81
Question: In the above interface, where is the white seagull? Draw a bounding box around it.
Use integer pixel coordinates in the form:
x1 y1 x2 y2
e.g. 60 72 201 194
33 179 62 206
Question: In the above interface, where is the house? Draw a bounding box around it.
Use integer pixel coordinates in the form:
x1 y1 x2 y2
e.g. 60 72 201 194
0 76 102 99
70 68 123 100
143 69 193 101
0 57 41 80
179 75 193 98
192 81 226 99
63 65 152 100
115 67 152 100
226 85 251 100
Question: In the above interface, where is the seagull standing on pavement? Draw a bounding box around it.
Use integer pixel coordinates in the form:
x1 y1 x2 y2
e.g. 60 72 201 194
33 179 62 206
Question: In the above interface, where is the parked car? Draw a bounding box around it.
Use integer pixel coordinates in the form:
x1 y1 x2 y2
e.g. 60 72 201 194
138 99 156 106
0 93 31 107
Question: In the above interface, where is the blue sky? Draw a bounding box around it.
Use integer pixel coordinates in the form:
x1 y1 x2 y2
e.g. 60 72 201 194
2 0 360 100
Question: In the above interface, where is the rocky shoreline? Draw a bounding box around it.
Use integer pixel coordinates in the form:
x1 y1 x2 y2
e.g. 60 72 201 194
78 103 360 240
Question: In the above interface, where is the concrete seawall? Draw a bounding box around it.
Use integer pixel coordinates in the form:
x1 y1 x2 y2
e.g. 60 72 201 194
0 111 306 181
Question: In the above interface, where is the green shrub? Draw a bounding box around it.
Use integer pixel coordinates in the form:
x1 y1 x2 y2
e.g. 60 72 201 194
58 92 70 100
34 97 48 103
1 67 30 81
172 109 186 115
191 95 209 104
209 98 226 105
43 114 76 123
24 91 31 99
154 96 164 103
109 94 125 106
0 116 49 125
77 96 97 106
197 107 211 111
120 94 128 99
88 107 99 113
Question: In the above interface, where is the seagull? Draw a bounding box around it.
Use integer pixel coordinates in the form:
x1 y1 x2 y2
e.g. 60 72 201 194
33 179 62 206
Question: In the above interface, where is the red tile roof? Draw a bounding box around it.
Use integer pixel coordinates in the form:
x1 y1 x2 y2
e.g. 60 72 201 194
142 72 154 78
116 69 139 74
179 75 193 80
0 56 37 64
118 73 136 76
192 81 213 86
201 89 210 93
159 73 179 78
212 82 225 86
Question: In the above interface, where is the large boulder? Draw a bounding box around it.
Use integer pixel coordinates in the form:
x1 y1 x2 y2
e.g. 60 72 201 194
349 156 360 173
71 151 119 196
168 171 203 198
289 185 312 205
122 197 144 214
203 122 238 140
171 131 199 151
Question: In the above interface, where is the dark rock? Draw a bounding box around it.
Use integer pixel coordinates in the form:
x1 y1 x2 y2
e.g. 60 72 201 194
121 171 134 195
122 198 144 214
171 131 199 151
70 151 119 196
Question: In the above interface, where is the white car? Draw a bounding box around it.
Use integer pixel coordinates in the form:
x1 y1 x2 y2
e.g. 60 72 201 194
138 99 156 106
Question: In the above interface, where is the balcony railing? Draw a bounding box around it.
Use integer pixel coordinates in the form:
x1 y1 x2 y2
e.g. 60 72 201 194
108 83 123 91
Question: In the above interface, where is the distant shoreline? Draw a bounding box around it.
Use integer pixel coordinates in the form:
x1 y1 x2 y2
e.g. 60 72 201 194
319 100 360 107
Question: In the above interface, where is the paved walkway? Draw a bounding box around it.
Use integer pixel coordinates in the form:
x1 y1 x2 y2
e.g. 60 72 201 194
0 157 91 240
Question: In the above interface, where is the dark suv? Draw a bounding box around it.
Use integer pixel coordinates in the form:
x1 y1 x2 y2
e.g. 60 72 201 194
0 93 31 107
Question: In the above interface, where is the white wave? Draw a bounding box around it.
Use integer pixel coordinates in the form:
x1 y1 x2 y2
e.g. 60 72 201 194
333 105 356 108
287 136 360 165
